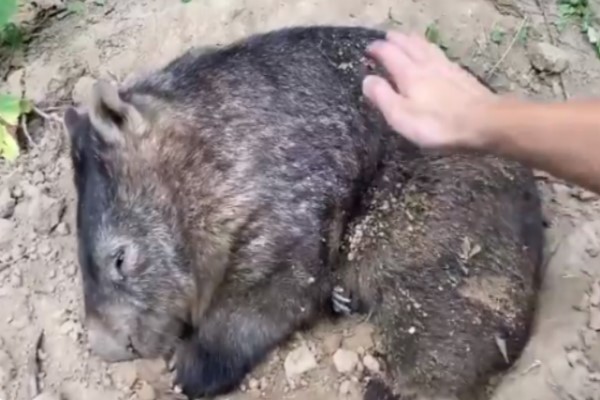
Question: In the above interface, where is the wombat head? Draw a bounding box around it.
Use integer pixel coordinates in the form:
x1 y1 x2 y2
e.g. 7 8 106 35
64 80 194 362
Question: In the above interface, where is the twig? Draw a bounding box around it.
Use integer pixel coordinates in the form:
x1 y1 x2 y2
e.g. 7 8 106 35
20 116 34 148
534 0 570 100
28 330 44 398
32 106 62 124
487 16 529 79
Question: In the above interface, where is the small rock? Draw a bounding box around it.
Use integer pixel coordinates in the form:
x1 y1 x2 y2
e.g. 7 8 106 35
248 378 260 391
580 329 597 348
589 308 600 331
362 354 380 373
0 188 15 219
284 344 318 378
39 242 52 256
32 392 61 400
322 333 342 354
111 362 138 389
72 76 97 105
137 381 156 400
333 349 360 374
339 380 352 396
29 194 66 234
56 222 70 236
529 42 569 74
31 170 46 185
11 185 23 199
0 219 15 247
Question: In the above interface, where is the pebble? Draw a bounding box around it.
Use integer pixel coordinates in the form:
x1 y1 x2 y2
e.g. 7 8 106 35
0 219 15 247
322 333 343 354
56 222 70 236
332 349 360 374
31 170 46 185
0 188 15 219
137 381 156 400
529 42 569 74
362 354 381 373
248 378 260 391
339 380 352 396
29 194 66 235
11 185 23 199
111 362 139 388
284 344 318 378
580 329 597 348
589 307 600 331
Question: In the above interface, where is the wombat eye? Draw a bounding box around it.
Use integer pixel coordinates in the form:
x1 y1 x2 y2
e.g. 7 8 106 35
114 249 125 278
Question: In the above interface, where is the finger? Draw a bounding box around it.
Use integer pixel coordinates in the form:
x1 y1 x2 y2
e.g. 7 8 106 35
366 40 416 94
362 75 417 137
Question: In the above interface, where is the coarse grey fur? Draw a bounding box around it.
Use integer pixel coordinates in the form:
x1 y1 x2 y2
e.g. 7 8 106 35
63 25 544 400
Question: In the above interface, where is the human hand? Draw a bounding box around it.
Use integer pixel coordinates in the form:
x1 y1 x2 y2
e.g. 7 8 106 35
362 31 498 149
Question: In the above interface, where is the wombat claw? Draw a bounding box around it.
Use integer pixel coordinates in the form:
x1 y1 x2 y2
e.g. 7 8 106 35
332 285 353 315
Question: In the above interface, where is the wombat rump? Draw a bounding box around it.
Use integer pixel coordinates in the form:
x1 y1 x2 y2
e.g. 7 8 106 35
63 25 544 400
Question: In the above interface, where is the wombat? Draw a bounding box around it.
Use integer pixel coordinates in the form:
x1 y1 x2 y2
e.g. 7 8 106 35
62 25 544 400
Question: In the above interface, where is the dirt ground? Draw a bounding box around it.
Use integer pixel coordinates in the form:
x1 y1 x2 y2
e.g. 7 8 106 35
1 0 600 399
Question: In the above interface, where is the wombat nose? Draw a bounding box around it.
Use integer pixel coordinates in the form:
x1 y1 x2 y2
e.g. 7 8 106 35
86 317 136 363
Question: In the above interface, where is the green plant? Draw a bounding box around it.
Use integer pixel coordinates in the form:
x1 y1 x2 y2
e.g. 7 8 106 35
0 0 20 49
0 94 31 161
490 27 506 45
425 22 448 52
558 0 600 58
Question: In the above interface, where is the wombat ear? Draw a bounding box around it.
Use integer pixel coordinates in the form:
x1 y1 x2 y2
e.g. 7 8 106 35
88 79 148 145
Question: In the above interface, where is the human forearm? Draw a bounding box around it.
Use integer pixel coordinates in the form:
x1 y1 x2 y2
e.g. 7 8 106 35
479 98 600 194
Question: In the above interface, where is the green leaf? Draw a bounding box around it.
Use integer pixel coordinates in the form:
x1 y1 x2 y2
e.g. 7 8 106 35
182 0 193 3
0 124 19 161
67 1 86 14
425 23 441 45
517 25 530 45
0 94 22 126
0 0 17 28
490 29 506 44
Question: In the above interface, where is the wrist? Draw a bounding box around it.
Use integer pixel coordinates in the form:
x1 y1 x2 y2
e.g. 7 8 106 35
462 94 522 152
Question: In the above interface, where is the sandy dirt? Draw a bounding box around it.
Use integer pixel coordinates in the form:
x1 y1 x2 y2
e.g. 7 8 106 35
1 0 600 399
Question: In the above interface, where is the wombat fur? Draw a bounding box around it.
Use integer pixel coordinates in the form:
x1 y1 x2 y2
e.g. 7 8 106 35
63 25 544 400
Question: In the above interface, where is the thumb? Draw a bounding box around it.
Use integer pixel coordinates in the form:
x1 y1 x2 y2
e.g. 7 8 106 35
362 75 417 138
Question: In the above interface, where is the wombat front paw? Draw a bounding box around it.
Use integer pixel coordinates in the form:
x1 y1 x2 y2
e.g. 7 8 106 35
175 338 251 399
332 285 355 315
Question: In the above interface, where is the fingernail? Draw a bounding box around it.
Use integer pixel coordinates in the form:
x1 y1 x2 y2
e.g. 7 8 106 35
362 75 381 99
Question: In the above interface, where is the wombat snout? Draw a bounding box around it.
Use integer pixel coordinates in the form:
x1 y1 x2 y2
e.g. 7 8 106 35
86 316 137 363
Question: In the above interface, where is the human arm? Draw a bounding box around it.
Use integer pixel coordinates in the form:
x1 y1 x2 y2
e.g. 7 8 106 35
362 31 600 194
